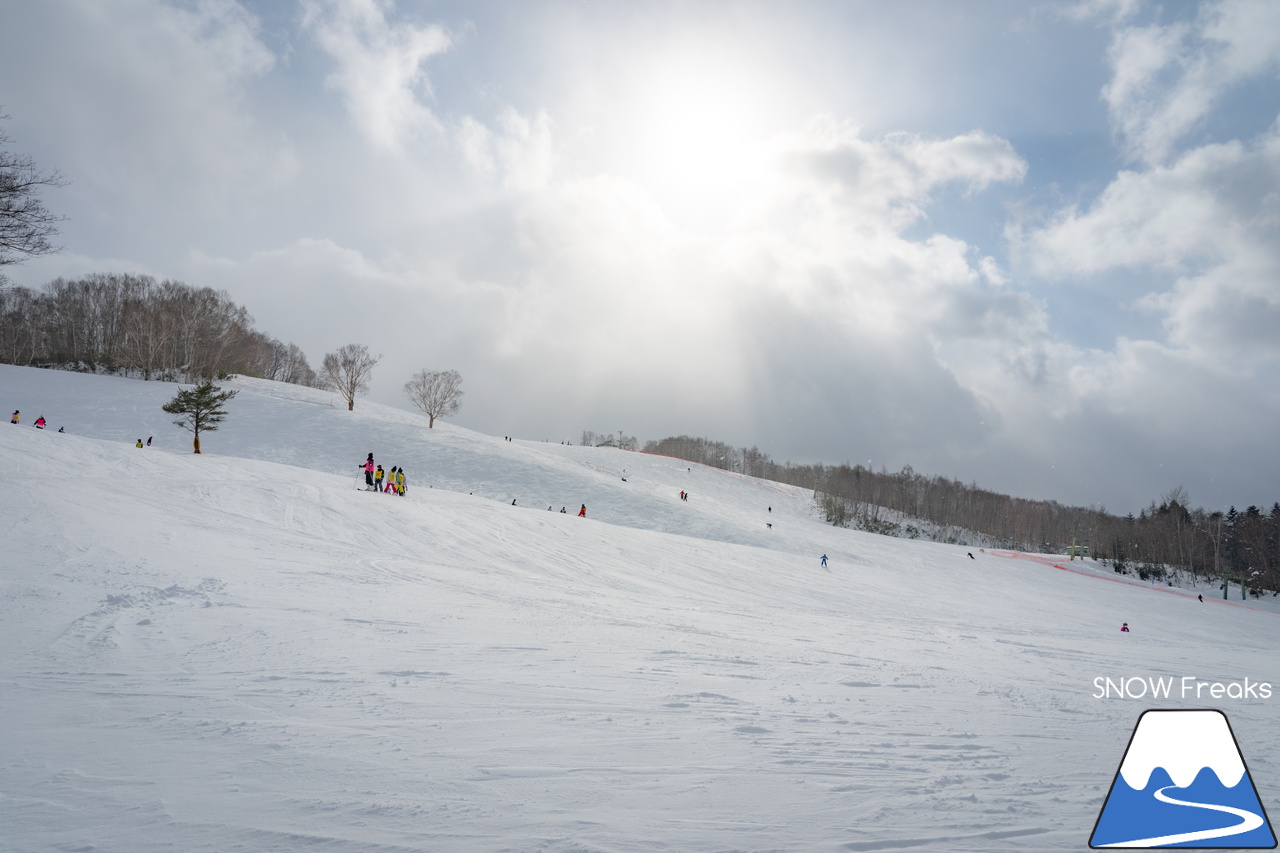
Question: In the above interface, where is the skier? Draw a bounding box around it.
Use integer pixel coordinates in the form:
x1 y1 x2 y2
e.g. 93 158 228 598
384 467 397 493
512 499 517 506
1120 623 1130 632
578 504 586 517
34 416 46 429
396 467 406 495
10 410 18 424
57 426 64 433
361 453 376 490
967 552 975 559
1198 594 1204 603
375 465 384 491
136 438 143 447
821 554 828 568
560 507 567 513
146 436 152 446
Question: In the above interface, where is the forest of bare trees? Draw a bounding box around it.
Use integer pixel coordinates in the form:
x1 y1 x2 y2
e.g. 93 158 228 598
0 273 319 386
642 434 1280 596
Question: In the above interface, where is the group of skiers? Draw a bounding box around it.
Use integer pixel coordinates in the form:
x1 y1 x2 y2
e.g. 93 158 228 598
362 453 407 495
545 502 588 514
11 410 60 431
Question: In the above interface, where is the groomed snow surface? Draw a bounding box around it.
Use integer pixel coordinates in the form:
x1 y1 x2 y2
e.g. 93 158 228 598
2 364 1277 852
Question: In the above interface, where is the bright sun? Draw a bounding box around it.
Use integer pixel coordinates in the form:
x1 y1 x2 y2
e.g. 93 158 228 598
613 47 781 216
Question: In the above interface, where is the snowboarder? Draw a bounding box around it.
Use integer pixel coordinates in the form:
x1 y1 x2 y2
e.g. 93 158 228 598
578 504 586 517
146 436 152 446
375 465 384 491
1120 623 1130 632
361 453 375 490
821 554 828 568
136 438 143 448
34 416 46 429
1198 594 1204 603
57 426 64 433
10 410 18 424
967 552 975 559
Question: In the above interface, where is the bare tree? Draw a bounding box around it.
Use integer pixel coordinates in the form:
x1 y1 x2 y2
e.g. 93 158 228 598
0 115 65 286
403 368 463 427
322 343 381 410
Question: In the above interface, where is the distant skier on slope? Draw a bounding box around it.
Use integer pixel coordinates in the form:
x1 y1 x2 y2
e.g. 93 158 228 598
578 504 586 517
396 467 406 495
1120 623 1130 632
361 453 375 490
34 416 46 429
821 554 828 568
384 466 398 493
375 465 384 491
10 410 18 424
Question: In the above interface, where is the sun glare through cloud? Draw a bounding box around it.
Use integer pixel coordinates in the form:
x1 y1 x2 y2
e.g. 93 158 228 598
594 40 789 229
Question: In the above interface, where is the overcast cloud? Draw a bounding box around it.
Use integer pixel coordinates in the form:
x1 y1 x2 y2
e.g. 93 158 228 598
1 0 1276 513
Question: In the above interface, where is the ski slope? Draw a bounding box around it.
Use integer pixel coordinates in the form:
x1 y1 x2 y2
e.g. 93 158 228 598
2 364 1277 852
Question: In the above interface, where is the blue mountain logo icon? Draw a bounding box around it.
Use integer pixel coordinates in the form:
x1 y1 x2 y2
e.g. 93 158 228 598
1091 709 1276 848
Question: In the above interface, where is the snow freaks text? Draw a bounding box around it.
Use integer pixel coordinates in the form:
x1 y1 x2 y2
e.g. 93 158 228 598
1093 676 1273 700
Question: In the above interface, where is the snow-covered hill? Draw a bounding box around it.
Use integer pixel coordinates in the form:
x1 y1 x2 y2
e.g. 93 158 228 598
2 364 1277 852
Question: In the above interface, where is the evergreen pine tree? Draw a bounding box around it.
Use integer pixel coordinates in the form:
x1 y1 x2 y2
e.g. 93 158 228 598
162 381 237 454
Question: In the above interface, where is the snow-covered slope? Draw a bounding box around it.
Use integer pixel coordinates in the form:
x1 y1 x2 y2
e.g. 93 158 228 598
2 365 1278 852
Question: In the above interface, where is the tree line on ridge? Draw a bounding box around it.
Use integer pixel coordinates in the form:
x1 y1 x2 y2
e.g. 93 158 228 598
639 435 1279 596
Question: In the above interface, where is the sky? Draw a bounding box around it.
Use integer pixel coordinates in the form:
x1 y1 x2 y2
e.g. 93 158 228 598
1 0 1278 514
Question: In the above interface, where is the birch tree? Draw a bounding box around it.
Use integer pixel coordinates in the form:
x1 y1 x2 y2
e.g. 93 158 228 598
403 368 463 427
322 343 380 411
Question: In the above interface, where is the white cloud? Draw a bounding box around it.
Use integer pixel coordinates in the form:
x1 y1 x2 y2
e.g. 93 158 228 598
1021 124 1280 363
457 116 496 175
776 119 1027 232
1056 0 1142 25
1102 0 1280 164
0 0 291 202
301 0 452 151
979 256 1008 286
458 108 557 192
